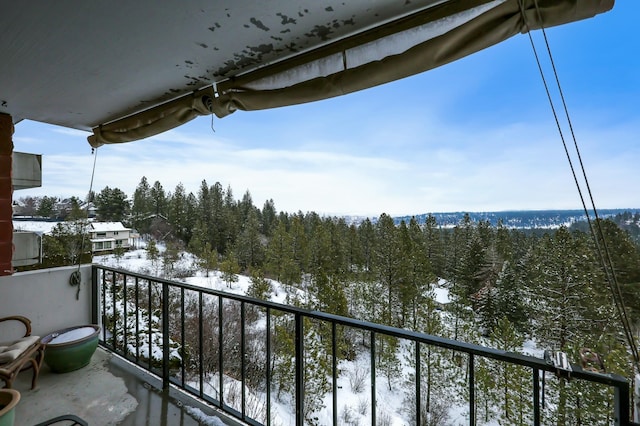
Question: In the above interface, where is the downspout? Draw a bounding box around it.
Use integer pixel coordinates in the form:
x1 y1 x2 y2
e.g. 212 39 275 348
0 113 13 276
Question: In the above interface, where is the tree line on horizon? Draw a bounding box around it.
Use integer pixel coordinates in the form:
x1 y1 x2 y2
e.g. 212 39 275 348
20 175 640 334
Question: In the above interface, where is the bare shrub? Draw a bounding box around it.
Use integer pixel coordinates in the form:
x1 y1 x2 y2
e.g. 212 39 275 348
357 397 368 416
348 363 369 394
377 411 393 426
403 388 451 426
340 406 359 426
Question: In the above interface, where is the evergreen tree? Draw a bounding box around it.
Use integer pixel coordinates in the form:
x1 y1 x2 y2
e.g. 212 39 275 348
197 242 218 278
36 195 57 218
265 219 293 282
489 317 531 425
246 269 272 300
525 227 603 424
146 239 160 275
42 220 91 267
373 213 402 327
168 183 193 243
235 209 264 271
526 227 602 350
131 176 152 233
220 251 240 288
149 180 167 217
423 214 445 277
94 186 130 221
261 199 277 237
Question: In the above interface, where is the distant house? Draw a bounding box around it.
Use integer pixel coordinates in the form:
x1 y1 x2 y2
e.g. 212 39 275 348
89 222 131 253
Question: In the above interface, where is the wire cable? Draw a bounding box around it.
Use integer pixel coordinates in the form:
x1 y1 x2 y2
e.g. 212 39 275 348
71 147 99 300
518 0 640 369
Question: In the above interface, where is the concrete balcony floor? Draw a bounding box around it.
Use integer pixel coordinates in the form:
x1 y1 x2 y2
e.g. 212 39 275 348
11 347 236 425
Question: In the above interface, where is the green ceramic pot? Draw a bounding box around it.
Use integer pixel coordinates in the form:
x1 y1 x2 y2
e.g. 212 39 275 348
41 325 100 373
0 389 20 426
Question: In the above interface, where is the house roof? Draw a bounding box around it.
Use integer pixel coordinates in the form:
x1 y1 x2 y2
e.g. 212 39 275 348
1 1 613 147
89 222 130 233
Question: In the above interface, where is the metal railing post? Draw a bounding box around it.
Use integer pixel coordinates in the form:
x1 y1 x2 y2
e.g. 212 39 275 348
469 354 475 426
295 313 304 426
371 331 376 426
162 281 170 389
241 301 246 420
91 265 98 325
416 342 421 426
266 307 272 426
614 375 631 426
218 296 224 407
332 322 337 426
533 368 541 426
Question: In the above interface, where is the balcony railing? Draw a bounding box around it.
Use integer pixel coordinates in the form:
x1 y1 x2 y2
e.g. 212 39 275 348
91 265 635 425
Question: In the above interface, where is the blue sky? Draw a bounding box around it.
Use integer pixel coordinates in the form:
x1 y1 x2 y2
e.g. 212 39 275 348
12 2 640 217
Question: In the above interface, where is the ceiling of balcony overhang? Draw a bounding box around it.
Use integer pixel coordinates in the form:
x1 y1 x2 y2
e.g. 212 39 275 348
0 0 613 145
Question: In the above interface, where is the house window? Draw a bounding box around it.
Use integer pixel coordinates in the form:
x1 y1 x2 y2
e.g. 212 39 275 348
95 242 103 250
105 241 112 249
97 232 106 237
113 231 119 235
116 239 124 247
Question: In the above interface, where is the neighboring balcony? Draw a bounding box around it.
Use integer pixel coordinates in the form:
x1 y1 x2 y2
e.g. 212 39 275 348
0 265 636 425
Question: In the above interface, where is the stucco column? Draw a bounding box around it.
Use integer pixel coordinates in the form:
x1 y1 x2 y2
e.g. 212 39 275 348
0 113 13 276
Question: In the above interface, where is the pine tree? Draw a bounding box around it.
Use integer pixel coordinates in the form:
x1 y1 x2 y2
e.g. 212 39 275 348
261 199 277 237
149 180 167 217
132 176 152 234
220 251 240 288
36 195 57 219
168 182 193 243
247 269 272 300
235 209 264 272
146 239 160 275
423 214 445 277
525 227 604 424
94 186 130 221
489 317 531 425
373 213 402 327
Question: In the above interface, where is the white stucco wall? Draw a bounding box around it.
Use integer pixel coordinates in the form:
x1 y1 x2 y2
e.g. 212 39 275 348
0 264 93 337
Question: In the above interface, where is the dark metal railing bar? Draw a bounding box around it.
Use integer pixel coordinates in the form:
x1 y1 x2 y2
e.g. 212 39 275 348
181 287 185 388
371 331 376 426
614 380 630 426
533 368 541 426
162 282 170 389
266 307 272 426
332 322 337 426
295 313 304 426
218 296 224 408
112 270 117 352
469 354 475 426
101 269 107 343
123 273 128 359
199 291 204 399
148 279 152 371
416 341 421 426
135 276 140 362
542 372 546 410
241 301 246 421
91 268 98 325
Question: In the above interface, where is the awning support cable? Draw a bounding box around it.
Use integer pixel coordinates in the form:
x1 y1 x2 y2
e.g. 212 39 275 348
70 147 99 300
518 0 640 371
